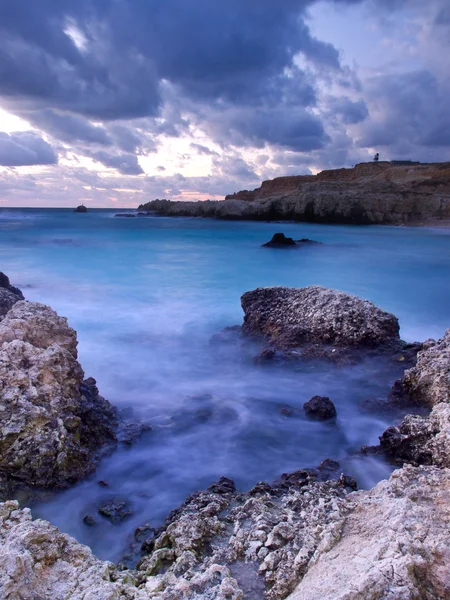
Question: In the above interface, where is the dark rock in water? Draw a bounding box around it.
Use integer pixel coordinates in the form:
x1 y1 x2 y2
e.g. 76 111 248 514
114 213 136 218
0 272 25 319
99 500 133 524
379 415 434 466
74 205 88 213
83 515 97 526
241 286 400 350
97 480 109 488
255 347 277 363
296 238 322 244
304 396 337 420
262 232 296 247
135 523 156 543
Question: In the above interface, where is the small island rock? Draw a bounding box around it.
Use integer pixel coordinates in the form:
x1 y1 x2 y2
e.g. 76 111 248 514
74 205 88 213
262 232 296 247
304 396 337 420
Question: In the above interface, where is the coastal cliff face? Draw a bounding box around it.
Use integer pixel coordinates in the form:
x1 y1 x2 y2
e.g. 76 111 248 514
138 162 450 224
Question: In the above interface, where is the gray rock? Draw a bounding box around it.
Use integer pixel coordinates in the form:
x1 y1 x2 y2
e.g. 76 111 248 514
241 286 400 350
99 501 133 524
0 272 24 320
262 233 296 247
0 301 117 491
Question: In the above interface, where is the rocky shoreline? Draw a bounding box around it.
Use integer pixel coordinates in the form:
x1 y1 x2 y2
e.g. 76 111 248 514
0 273 449 598
138 162 450 225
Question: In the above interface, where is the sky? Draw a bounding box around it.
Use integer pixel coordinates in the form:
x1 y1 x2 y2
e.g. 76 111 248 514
0 0 449 207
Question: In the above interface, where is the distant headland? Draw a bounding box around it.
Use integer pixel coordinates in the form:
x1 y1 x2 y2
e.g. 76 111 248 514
138 161 450 225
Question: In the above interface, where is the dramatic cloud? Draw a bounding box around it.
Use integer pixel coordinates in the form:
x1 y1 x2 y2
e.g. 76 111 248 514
0 131 57 166
84 150 144 175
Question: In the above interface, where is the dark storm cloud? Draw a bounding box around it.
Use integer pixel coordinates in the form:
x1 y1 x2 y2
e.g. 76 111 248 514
328 97 369 125
25 110 112 145
0 131 57 166
0 0 348 119
358 70 450 153
85 150 144 175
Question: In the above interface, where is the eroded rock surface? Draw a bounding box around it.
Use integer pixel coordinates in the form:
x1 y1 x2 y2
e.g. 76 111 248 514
288 466 450 600
379 330 450 468
241 286 399 351
0 301 117 492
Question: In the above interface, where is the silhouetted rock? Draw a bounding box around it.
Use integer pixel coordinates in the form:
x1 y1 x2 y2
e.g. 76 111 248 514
303 396 337 420
262 232 296 247
74 205 88 213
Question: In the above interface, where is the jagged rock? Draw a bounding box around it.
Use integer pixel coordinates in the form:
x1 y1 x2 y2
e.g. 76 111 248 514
0 271 24 300
303 396 337 420
0 301 117 492
262 233 296 247
241 286 400 350
287 466 450 600
401 329 450 407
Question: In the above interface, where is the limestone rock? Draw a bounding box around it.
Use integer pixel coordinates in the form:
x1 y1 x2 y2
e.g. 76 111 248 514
287 465 450 600
0 302 117 491
401 329 450 407
241 286 399 350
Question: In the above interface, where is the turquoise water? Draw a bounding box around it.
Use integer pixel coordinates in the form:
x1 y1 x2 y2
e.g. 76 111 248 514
1 208 450 561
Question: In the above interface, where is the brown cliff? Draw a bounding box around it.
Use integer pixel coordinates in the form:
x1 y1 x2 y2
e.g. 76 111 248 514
139 162 450 225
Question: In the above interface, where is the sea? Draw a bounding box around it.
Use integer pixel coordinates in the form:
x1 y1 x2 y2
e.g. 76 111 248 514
1 207 450 563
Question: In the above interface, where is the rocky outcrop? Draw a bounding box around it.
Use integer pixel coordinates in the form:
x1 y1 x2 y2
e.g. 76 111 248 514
262 233 296 247
378 329 450 468
0 301 117 493
303 396 337 420
0 272 23 320
241 286 399 351
138 162 450 225
288 465 450 600
74 205 88 213
1 464 449 600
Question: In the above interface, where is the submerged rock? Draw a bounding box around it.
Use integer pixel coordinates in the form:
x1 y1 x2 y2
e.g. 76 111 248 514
303 396 337 420
99 500 133 524
0 301 117 493
241 286 400 351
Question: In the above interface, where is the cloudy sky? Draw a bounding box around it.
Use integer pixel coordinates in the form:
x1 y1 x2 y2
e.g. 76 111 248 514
0 0 449 207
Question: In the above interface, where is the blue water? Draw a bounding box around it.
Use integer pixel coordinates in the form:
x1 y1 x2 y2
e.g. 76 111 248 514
1 208 450 562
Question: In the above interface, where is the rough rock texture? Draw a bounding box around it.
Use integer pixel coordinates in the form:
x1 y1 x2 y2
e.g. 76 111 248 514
288 465 450 600
0 301 117 492
138 162 450 225
379 330 450 468
1 465 449 600
0 272 24 320
241 286 399 350
401 330 450 407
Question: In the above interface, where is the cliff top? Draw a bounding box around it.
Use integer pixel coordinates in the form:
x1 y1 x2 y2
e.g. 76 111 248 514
226 161 450 201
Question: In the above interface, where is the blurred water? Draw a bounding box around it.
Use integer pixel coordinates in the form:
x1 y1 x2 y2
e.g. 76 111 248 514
1 207 449 562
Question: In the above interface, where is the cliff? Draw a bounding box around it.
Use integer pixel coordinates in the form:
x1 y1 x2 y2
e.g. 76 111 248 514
138 162 450 225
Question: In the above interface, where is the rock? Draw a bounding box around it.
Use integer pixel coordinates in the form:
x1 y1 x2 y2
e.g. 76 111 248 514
241 286 400 350
73 205 88 213
296 238 322 244
98 500 133 524
0 301 117 492
0 272 24 320
138 162 450 225
303 396 337 420
401 329 450 407
83 514 97 526
114 213 136 217
287 465 450 600
262 232 297 247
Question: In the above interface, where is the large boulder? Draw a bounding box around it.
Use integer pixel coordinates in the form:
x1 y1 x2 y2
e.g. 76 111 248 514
241 286 400 350
0 272 24 320
0 301 117 492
